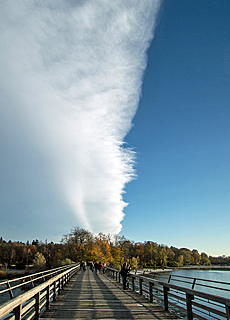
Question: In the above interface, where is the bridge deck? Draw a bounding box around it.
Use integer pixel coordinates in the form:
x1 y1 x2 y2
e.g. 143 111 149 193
41 268 179 319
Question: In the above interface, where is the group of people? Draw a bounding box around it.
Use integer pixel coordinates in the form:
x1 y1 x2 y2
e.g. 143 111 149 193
81 261 106 274
80 261 131 290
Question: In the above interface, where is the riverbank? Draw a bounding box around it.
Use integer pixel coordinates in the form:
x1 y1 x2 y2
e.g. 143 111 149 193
133 265 230 275
0 268 35 280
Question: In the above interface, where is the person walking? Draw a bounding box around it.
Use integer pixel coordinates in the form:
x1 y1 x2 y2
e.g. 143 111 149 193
102 262 106 274
89 261 94 271
98 262 103 274
94 262 98 275
120 263 130 290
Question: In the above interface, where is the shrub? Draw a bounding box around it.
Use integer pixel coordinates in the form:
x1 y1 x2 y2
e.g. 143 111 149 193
0 271 7 279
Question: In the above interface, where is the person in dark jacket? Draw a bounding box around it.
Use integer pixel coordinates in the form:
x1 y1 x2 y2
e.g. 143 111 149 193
94 262 98 275
120 263 130 290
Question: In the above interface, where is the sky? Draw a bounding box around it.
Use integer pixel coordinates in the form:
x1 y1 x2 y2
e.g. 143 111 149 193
0 1 229 257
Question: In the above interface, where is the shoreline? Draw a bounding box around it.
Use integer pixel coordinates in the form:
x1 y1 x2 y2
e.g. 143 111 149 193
133 265 230 275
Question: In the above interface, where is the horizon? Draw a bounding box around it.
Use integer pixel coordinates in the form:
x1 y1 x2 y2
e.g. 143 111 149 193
0 231 227 258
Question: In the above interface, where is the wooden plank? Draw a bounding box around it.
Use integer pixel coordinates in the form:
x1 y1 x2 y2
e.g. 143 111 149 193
41 269 179 319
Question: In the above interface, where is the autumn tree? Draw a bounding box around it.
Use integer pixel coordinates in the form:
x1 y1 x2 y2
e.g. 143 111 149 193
33 252 46 270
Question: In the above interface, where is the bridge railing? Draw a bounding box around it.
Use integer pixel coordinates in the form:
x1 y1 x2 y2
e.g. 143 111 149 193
106 267 230 320
0 263 80 320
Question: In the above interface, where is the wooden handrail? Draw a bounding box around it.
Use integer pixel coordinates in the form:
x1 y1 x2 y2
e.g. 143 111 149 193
0 264 79 299
106 267 230 320
0 264 80 320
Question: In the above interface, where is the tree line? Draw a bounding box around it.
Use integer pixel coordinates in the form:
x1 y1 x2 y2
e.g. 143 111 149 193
0 227 218 274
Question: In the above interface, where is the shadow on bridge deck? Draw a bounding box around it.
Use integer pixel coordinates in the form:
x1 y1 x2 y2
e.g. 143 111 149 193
41 268 179 319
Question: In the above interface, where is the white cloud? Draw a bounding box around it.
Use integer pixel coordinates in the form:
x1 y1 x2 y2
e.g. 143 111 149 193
0 0 161 239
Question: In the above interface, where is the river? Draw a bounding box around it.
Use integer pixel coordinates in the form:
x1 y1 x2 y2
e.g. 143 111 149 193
153 269 230 298
149 268 230 320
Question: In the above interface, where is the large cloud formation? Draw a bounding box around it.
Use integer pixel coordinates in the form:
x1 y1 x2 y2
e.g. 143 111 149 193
0 0 160 240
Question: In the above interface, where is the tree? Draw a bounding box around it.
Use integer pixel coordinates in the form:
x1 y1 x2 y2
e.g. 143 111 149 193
33 252 46 270
200 252 211 266
167 247 176 267
129 257 139 269
179 248 192 265
158 245 167 268
143 241 158 267
192 250 201 265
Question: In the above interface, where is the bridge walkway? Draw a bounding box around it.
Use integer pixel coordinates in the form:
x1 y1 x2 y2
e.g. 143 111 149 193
41 268 179 320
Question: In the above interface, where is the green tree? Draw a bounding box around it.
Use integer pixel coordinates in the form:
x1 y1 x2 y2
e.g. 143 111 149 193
179 248 192 265
200 252 211 266
158 245 167 268
143 241 158 267
167 247 176 267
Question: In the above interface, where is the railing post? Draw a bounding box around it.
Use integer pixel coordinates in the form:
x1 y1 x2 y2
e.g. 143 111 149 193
225 303 230 320
168 275 171 283
132 276 135 291
46 285 50 310
192 278 196 289
58 278 61 294
186 292 194 320
149 282 153 303
163 286 169 311
53 281 57 301
139 278 143 295
30 276 35 288
118 272 120 283
116 271 118 281
7 281 14 299
14 304 22 320
35 292 40 320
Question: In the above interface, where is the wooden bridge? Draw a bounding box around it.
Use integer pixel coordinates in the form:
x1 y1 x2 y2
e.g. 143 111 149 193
1 264 230 320
41 268 178 319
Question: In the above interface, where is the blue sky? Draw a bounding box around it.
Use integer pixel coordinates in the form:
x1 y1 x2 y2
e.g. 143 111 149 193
122 0 230 256
0 1 229 257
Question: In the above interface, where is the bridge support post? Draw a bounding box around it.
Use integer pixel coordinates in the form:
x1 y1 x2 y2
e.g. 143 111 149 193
53 281 57 301
163 286 169 311
186 293 194 320
30 276 35 288
46 285 50 310
132 276 135 291
149 282 153 303
7 281 14 299
35 292 40 320
225 303 230 320
58 278 61 295
139 278 143 295
14 304 22 320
